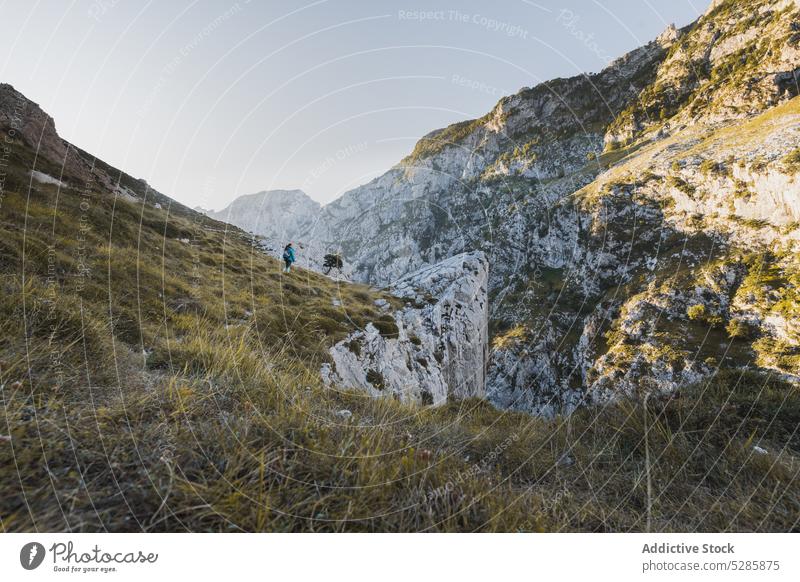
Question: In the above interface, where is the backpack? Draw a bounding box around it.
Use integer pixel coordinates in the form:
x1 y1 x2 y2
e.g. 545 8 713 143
282 249 291 261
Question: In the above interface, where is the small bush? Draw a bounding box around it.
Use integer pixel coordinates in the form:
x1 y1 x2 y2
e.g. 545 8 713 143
366 369 385 390
373 316 400 339
733 179 751 199
699 159 722 175
726 318 759 340
687 303 724 327
782 149 800 173
750 156 768 172
347 338 362 356
668 175 696 196
687 304 707 321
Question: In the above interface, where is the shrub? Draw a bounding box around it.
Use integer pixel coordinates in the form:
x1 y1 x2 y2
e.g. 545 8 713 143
347 338 362 356
782 149 800 173
733 179 751 199
373 317 400 339
687 303 724 327
686 213 706 229
699 159 722 175
726 318 759 340
366 369 385 390
322 253 344 273
687 304 707 321
750 156 768 172
668 175 696 196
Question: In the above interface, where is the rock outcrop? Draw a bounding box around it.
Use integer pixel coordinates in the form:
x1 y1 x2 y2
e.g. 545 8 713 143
321 252 488 405
0 83 88 182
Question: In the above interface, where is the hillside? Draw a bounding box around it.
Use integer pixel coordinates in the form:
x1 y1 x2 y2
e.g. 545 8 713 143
1 0 800 533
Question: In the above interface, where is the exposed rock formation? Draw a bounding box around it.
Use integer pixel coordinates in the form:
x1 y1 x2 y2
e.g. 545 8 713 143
0 83 199 216
321 252 488 405
0 83 87 182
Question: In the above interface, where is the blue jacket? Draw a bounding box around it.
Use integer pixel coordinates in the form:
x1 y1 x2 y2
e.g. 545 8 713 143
283 247 295 263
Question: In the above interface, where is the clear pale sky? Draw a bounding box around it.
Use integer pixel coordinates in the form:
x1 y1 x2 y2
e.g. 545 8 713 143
2 0 705 208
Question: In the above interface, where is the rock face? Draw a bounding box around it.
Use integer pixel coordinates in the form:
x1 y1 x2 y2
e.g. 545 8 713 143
302 25 677 287
322 252 488 405
205 189 321 242
308 0 800 415
605 0 800 149
0 83 87 182
0 83 201 216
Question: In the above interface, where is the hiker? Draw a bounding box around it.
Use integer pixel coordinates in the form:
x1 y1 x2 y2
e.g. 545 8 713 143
282 243 296 273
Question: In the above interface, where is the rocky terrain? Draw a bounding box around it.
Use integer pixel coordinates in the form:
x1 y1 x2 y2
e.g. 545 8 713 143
323 252 488 405
259 0 799 416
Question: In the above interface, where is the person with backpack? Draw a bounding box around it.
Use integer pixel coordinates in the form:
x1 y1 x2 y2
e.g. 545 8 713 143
282 243 296 273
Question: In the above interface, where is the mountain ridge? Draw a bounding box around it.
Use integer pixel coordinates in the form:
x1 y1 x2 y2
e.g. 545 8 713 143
205 188 320 242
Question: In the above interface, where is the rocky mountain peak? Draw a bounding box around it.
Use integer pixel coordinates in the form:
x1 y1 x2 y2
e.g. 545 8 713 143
656 23 682 46
205 188 321 242
605 0 800 148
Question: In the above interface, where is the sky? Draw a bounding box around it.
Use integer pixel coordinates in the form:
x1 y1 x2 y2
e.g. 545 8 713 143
2 0 705 209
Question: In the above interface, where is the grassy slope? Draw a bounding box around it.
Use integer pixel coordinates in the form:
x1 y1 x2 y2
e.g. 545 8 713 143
1 171 798 531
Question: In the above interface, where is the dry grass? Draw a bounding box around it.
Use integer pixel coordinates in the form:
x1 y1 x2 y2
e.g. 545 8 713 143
1 166 799 532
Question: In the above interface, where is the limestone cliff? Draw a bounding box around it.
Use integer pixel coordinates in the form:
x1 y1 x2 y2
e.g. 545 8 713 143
322 252 488 405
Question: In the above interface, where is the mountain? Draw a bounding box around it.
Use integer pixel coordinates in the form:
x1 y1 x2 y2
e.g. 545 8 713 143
299 0 800 416
205 189 320 242
2 0 799 532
